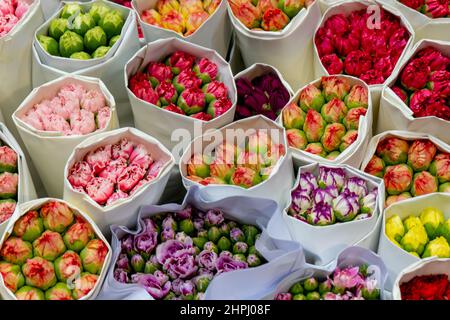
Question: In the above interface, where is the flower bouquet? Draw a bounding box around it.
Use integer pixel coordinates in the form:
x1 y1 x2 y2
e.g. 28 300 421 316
234 63 293 121
361 131 450 207
283 163 383 265
97 186 304 300
378 193 450 287
227 0 321 89
378 39 450 144
13 75 119 198
63 127 175 235
180 115 294 206
271 246 387 300
392 257 450 300
125 37 236 151
280 75 372 167
0 0 43 135
313 0 414 121
32 0 140 122
133 0 231 58
0 198 111 300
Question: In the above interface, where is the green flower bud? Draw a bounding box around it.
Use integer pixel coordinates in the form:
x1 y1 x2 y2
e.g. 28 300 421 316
217 236 231 252
88 2 111 24
232 242 248 255
92 45 110 58
318 280 332 295
98 11 124 38
243 225 258 246
60 3 82 19
306 291 321 300
436 218 450 243
303 277 318 292
164 291 176 300
233 254 247 263
422 236 450 258
219 223 230 236
15 286 45 300
361 287 380 300
48 18 68 40
144 261 159 274
84 26 107 52
59 31 84 58
359 264 369 277
208 226 221 243
197 230 208 238
130 254 145 273
420 207 445 239
38 35 60 56
228 221 237 230
203 241 218 254
289 282 303 295
247 254 261 267
293 293 306 300
179 219 195 235
196 276 210 292
109 35 120 47
70 51 91 59
192 237 208 249
72 13 95 36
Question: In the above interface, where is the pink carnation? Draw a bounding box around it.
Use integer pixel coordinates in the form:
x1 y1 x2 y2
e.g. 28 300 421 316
130 144 153 170
68 161 93 188
106 190 129 206
112 138 135 161
85 145 112 175
86 177 115 205
117 164 146 193
69 109 96 135
80 90 106 113
98 158 127 184
96 107 111 129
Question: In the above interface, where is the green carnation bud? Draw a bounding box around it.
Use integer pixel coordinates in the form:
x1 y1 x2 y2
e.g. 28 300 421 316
71 13 95 36
84 26 107 52
203 241 218 254
318 280 332 295
436 218 450 243
45 282 72 300
195 276 210 292
219 223 230 236
179 219 195 235
306 291 321 300
70 51 91 59
164 292 176 300
197 230 208 239
232 242 248 255
192 237 208 249
92 45 110 58
420 207 445 239
60 3 83 19
217 236 231 252
303 277 318 292
38 35 59 56
130 254 145 273
208 226 221 243
59 31 84 58
243 225 258 246
293 293 306 300
233 254 247 263
15 286 45 300
99 11 124 38
88 2 111 24
48 18 68 40
109 35 120 47
289 282 304 295
144 260 159 274
247 254 261 267
361 287 380 300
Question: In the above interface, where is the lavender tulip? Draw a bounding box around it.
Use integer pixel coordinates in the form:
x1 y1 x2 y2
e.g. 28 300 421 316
132 273 171 299
203 241 218 254
343 177 368 198
131 254 145 273
332 193 360 222
114 268 129 283
196 250 218 270
205 209 225 227
134 231 158 258
162 216 177 231
193 218 204 231
230 228 245 243
161 227 175 242
215 255 248 274
176 206 193 220
121 234 134 256
180 280 196 299
143 218 158 234
317 166 346 190
116 253 130 271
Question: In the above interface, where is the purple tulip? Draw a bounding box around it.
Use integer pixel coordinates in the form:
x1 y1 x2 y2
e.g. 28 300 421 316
312 186 338 205
236 104 254 119
142 218 158 234
299 172 318 194
343 177 368 198
196 249 218 270
164 253 198 280
230 228 245 242
176 206 193 220
205 209 224 226
116 253 130 271
153 270 169 285
318 166 346 190
114 268 129 283
156 240 194 264
289 188 312 215
161 227 175 242
236 78 254 97
244 87 269 113
332 266 365 291
269 89 290 112
215 255 248 274
193 218 204 231
162 215 177 230
121 234 134 255
332 192 360 222
134 231 158 256
171 278 183 295
180 280 196 297
132 273 171 299
275 293 293 300
306 202 335 226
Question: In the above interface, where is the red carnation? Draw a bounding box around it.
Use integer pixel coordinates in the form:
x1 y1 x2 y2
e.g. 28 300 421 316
400 58 430 90
427 70 450 97
333 30 360 57
360 69 385 85
324 14 348 35
344 50 372 77
399 0 425 10
321 54 344 75
416 47 450 71
392 86 409 104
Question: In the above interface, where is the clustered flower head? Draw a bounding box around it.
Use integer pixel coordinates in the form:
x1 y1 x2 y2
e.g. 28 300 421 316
141 0 221 36
386 207 450 259
114 205 264 300
400 274 450 300
67 138 166 206
19 83 111 136
128 50 232 121
364 136 450 207
316 8 410 84
0 0 29 37
229 0 313 32
235 72 290 120
289 166 377 226
37 3 125 60
282 76 368 159
391 46 450 120
275 264 381 300
0 200 109 300
399 0 450 18
185 131 285 188
0 142 18 224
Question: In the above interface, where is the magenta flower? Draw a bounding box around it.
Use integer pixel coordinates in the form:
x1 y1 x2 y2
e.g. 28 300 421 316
332 266 365 291
215 255 248 274
205 209 224 226
196 249 218 270
131 273 171 299
134 230 158 256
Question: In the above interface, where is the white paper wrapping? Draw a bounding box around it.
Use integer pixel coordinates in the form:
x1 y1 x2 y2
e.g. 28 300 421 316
378 0 450 42
0 198 112 300
360 130 450 172
0 0 44 135
63 127 175 236
234 63 294 97
228 0 322 90
282 163 385 265
378 193 450 289
0 123 37 239
32 0 141 122
132 0 231 58
179 115 295 208
377 39 450 143
96 186 306 300
392 257 450 300
125 37 237 153
313 0 415 128
278 75 373 168
267 246 388 299
12 75 120 198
